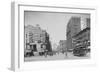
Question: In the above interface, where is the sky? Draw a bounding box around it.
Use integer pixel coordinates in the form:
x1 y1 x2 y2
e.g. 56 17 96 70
24 11 90 47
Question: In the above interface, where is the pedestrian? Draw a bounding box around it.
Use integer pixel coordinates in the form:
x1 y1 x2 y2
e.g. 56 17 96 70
44 49 47 57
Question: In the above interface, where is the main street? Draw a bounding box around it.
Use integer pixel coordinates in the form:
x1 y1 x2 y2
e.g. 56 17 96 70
24 52 90 62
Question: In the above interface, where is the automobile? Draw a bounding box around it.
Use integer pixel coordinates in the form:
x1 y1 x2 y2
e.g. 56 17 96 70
24 49 33 57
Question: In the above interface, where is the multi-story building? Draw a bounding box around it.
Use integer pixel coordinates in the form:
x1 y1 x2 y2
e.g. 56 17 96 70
59 40 67 53
66 17 81 51
25 24 52 54
66 17 90 51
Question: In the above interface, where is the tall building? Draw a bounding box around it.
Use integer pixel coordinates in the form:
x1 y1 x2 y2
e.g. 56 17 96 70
59 40 67 53
66 17 90 51
25 24 52 53
66 17 81 51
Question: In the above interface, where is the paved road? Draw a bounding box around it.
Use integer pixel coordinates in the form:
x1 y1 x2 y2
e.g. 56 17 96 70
24 53 66 62
24 52 90 62
67 52 90 59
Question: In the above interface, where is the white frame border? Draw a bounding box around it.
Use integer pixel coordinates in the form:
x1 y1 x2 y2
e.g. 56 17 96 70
11 2 97 71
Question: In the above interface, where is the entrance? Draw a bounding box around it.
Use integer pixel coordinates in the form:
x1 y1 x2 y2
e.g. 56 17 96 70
30 44 37 52
33 44 37 51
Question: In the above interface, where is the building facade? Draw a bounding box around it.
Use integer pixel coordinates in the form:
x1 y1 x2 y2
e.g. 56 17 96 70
25 24 52 55
66 17 90 51
59 40 67 53
66 17 81 51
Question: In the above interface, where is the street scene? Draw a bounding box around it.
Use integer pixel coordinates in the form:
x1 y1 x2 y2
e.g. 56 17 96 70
24 11 90 62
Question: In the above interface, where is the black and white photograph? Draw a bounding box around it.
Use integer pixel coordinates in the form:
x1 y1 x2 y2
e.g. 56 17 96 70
24 11 90 62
